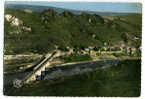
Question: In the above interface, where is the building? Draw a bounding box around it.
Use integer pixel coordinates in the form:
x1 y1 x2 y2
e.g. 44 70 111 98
90 50 97 57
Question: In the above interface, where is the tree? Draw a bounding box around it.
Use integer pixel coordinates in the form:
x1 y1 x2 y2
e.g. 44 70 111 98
121 32 128 43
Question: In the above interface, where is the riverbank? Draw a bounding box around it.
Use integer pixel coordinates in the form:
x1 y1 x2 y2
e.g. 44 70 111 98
4 59 119 86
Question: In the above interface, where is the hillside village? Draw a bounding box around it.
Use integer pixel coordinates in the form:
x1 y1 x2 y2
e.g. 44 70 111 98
4 9 142 73
4 3 142 96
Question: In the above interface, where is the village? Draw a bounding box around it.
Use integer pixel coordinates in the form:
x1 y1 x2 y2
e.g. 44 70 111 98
4 41 141 60
4 43 141 88
4 41 141 74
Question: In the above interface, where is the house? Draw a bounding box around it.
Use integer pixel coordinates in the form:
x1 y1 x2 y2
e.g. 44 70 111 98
139 46 142 52
67 48 74 55
4 55 13 60
131 47 137 55
88 46 94 50
55 50 66 57
90 50 97 57
80 50 87 55
104 42 107 46
124 47 131 55
84 48 90 52
102 46 107 51
120 46 124 52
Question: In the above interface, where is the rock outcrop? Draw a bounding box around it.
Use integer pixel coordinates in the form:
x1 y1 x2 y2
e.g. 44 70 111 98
5 14 23 26
5 14 13 22
5 14 32 34
22 26 32 32
11 17 23 26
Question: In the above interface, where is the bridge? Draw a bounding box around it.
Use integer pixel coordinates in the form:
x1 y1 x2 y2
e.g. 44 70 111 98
13 50 65 88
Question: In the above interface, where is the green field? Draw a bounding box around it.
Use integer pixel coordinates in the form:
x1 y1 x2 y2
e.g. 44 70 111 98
5 59 141 97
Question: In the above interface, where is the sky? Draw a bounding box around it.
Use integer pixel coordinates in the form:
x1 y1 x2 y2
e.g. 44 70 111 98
6 1 142 13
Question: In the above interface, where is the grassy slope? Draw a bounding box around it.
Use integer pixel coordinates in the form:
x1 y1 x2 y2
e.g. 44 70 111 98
5 10 46 54
119 14 142 28
5 59 141 97
4 10 142 54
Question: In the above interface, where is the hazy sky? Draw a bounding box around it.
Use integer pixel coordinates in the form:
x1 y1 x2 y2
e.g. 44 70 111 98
6 1 142 13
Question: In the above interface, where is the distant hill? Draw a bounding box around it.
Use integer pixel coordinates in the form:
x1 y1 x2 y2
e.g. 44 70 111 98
5 4 137 16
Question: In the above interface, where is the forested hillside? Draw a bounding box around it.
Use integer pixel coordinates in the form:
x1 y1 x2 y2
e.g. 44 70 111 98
4 9 142 54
